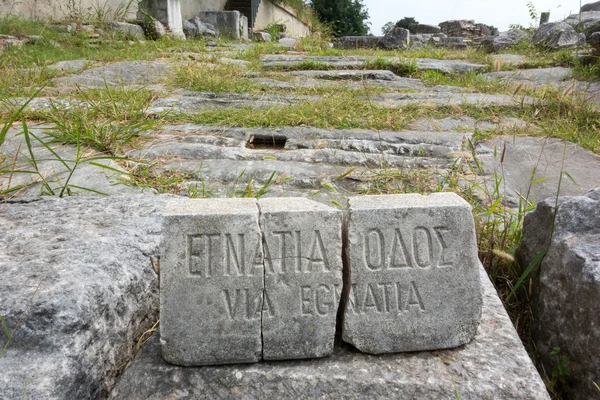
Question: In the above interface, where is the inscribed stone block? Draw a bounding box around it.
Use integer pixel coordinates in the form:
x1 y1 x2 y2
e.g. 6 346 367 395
258 198 343 360
160 198 264 365
343 193 482 354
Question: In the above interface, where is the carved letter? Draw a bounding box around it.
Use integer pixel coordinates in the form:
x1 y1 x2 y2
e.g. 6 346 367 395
413 227 433 268
308 230 330 272
364 228 384 271
434 227 453 268
225 233 245 277
390 229 413 268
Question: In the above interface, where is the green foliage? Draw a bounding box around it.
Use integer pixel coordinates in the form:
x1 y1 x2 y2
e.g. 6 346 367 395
550 346 571 395
395 17 419 34
310 0 370 37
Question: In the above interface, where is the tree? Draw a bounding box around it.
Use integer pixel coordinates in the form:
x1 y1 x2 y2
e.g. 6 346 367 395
381 21 396 35
395 17 419 34
311 0 371 37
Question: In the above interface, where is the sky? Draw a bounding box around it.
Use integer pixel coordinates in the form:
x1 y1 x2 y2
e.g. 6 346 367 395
363 0 585 35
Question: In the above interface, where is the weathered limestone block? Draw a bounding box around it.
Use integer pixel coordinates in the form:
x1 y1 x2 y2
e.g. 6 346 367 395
381 27 410 49
258 198 343 360
518 188 600 399
334 36 382 49
343 193 482 354
160 199 264 365
532 21 585 49
110 21 145 39
196 11 247 40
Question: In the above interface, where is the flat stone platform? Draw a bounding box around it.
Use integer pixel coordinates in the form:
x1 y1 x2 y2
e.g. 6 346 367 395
109 265 549 400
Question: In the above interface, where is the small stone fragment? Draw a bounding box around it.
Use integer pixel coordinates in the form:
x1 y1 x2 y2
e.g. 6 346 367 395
343 193 482 354
160 198 264 366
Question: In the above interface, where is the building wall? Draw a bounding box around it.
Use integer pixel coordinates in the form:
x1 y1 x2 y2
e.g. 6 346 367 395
254 0 309 36
0 0 138 21
180 0 227 19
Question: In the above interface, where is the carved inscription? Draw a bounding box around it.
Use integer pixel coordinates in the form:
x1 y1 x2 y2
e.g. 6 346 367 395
346 281 425 314
188 233 263 277
363 226 452 270
264 229 331 274
222 289 276 320
300 283 343 316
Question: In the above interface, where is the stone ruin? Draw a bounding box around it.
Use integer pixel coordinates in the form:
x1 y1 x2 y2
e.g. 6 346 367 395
439 20 499 38
160 193 482 365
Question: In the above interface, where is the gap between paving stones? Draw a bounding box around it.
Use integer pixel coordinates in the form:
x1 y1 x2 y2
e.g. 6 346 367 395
160 193 482 365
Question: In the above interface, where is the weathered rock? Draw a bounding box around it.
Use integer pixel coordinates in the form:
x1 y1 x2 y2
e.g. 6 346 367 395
439 20 498 37
433 36 468 49
182 19 199 38
253 31 272 42
373 92 534 108
381 27 410 49
409 116 528 133
149 20 167 39
282 69 400 81
46 59 91 73
489 53 528 66
343 193 482 354
111 21 146 40
109 264 549 400
482 67 574 88
590 31 600 53
476 136 600 206
518 188 600 399
127 124 469 202
481 29 530 52
278 37 299 48
52 60 176 88
161 198 264 366
413 24 441 34
195 11 247 40
582 0 600 12
0 124 144 197
260 55 487 74
532 22 585 49
334 36 382 49
258 198 343 360
0 195 169 399
564 11 600 36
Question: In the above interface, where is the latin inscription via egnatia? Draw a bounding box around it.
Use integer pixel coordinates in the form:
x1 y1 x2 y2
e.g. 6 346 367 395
363 226 452 270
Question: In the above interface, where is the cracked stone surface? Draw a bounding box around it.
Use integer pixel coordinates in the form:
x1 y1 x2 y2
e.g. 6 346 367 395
126 125 470 201
1 124 145 197
476 136 600 206
108 265 549 400
52 61 178 88
261 55 487 74
373 92 535 107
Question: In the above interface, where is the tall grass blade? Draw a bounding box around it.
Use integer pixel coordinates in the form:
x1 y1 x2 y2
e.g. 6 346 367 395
508 249 547 300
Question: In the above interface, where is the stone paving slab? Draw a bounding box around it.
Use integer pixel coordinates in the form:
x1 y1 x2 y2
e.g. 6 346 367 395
482 67 574 88
108 264 550 400
1 124 144 197
476 136 600 206
373 92 535 107
146 92 317 114
52 61 178 88
261 55 487 74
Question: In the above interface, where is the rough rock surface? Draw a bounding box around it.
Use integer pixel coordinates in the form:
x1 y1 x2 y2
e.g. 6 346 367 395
52 61 177 88
531 22 585 49
108 265 549 400
110 22 145 40
260 55 487 74
582 0 600 12
476 136 600 206
381 27 410 49
253 31 271 42
481 29 530 52
0 124 144 197
46 59 92 73
126 124 470 202
0 195 170 399
518 188 600 399
482 67 574 88
564 11 600 36
334 36 382 49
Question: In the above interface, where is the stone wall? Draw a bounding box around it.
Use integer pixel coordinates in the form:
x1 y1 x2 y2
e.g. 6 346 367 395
254 0 310 36
180 0 227 19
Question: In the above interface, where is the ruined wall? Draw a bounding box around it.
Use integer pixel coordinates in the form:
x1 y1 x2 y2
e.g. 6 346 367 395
0 0 138 21
180 0 227 20
254 0 310 36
